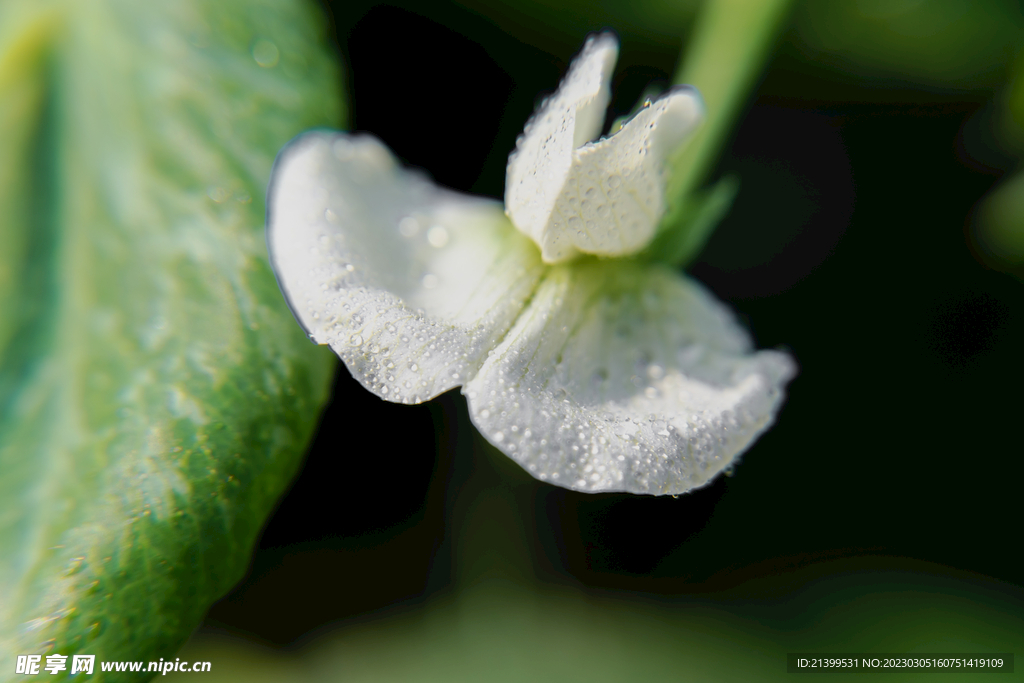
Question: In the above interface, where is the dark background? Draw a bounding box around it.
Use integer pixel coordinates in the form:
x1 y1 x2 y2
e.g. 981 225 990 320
205 1 1023 646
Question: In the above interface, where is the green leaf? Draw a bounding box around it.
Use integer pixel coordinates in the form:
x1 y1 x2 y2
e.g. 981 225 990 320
792 0 1022 93
974 169 1024 270
0 0 343 677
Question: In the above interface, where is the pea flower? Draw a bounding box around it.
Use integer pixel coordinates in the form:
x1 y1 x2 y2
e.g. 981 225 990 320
267 34 795 495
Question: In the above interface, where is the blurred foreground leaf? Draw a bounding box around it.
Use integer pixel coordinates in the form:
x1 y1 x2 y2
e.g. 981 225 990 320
0 0 342 677
168 558 1024 683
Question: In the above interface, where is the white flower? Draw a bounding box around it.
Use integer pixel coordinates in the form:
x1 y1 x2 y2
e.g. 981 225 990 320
267 34 796 495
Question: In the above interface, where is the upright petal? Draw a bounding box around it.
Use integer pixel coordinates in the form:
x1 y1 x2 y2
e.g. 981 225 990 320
268 132 545 403
547 89 703 261
506 33 704 265
505 33 618 263
463 260 795 495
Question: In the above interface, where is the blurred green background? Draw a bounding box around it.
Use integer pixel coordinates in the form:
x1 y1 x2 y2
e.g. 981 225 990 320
168 0 1024 680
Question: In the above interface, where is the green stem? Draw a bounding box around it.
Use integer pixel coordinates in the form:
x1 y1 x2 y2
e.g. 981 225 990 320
666 0 793 200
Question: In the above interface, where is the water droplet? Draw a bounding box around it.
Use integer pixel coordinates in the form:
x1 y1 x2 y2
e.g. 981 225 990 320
494 432 505 442
350 335 363 346
251 39 280 68
427 225 449 248
207 186 229 203
399 216 420 237
608 175 621 188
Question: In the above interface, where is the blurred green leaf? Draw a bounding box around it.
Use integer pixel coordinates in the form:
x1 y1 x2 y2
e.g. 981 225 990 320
973 170 1024 270
165 558 1024 683
792 0 1024 92
0 0 342 677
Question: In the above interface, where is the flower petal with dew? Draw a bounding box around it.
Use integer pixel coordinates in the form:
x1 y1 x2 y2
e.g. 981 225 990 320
267 33 796 495
505 35 704 263
268 136 545 403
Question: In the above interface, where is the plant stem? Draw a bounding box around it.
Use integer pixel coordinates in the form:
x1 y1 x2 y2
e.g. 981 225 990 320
666 0 793 200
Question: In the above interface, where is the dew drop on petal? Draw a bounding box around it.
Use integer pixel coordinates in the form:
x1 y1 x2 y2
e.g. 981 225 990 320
427 225 449 248
399 216 420 237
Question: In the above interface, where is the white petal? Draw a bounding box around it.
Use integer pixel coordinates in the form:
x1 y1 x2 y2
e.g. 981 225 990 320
548 89 704 261
462 260 795 495
507 39 704 267
504 33 618 263
268 132 545 403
